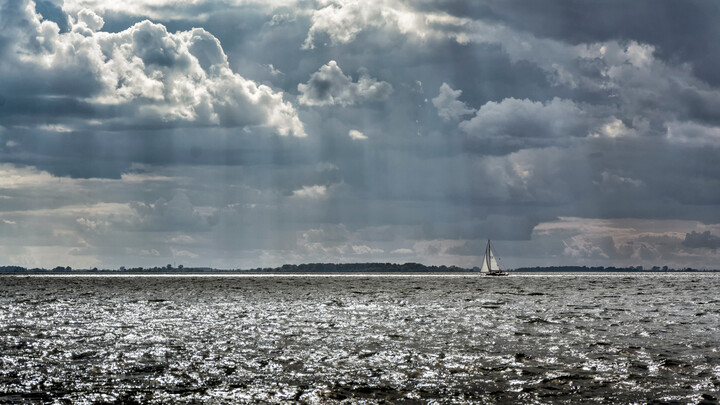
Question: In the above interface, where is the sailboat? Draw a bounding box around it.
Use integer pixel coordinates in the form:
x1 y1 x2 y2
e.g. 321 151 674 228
480 240 508 276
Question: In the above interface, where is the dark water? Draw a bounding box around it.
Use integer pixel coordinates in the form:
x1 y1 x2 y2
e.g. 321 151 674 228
1 274 719 404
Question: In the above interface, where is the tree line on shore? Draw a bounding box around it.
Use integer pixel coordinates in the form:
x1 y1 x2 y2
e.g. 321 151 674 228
0 263 716 273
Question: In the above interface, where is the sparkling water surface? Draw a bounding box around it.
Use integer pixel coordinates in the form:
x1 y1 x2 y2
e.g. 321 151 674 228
1 273 719 404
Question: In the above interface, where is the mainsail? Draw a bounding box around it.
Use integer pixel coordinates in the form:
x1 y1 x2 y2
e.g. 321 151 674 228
480 240 501 273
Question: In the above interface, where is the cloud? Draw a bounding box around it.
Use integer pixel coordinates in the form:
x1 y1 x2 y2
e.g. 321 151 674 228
0 1 306 137
529 217 720 267
294 224 388 260
299 224 350 244
76 7 104 32
432 83 475 121
298 1 720 136
683 231 720 250
168 234 194 244
562 235 618 260
291 185 328 199
170 247 199 259
297 60 392 106
459 97 588 153
666 121 720 146
348 129 367 140
301 0 471 50
302 0 385 49
591 118 639 139
438 0 720 86
0 164 61 189
129 194 214 232
351 244 383 255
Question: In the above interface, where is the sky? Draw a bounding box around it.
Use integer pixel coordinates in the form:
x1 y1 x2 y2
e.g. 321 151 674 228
1 0 720 270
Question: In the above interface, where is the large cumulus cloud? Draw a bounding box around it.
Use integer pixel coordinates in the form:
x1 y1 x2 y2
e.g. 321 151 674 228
0 1 305 137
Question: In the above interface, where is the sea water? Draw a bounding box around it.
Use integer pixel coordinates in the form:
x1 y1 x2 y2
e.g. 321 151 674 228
0 273 719 404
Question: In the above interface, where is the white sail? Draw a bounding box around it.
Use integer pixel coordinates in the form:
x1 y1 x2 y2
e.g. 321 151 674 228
480 254 491 273
489 247 500 271
480 240 501 273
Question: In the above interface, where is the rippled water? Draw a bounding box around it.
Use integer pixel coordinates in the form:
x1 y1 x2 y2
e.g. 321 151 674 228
1 273 719 404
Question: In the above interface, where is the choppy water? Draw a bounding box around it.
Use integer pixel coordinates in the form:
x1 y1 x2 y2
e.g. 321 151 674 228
1 273 719 404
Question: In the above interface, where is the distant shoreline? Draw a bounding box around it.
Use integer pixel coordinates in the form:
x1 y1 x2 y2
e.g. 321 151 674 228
1 263 718 274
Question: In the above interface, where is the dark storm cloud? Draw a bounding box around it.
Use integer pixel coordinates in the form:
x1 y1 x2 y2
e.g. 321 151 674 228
424 1 717 78
683 231 720 250
0 96 107 122
427 214 543 244
427 42 556 106
0 126 317 179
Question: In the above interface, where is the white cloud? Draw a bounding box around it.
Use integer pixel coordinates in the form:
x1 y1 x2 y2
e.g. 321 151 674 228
432 83 475 121
0 164 65 189
76 217 110 232
265 63 283 76
37 124 73 133
301 0 468 49
302 0 374 49
591 118 637 139
348 129 367 140
291 185 328 199
298 60 392 106
171 247 199 259
75 8 104 32
119 173 178 183
351 244 383 255
624 41 655 70
4 1 306 137
459 97 588 143
168 234 194 244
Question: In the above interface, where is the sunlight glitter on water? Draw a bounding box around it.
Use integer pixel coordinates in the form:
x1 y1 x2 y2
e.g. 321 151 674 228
1 274 719 403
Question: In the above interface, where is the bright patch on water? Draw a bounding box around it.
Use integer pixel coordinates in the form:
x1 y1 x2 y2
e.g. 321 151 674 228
0 274 719 403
